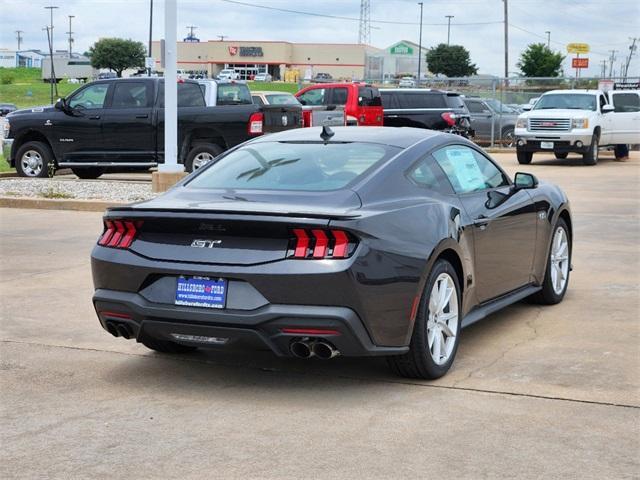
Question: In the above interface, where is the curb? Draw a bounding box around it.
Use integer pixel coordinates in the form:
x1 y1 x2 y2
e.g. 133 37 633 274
0 196 128 212
0 172 18 178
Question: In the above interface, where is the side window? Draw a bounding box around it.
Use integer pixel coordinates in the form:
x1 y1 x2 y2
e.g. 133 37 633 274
433 145 509 194
215 84 251 106
612 93 640 112
68 83 109 109
408 158 453 195
380 91 398 109
111 82 149 108
465 101 484 113
330 88 348 106
297 88 325 106
358 87 382 106
158 83 206 107
400 93 446 109
252 95 265 106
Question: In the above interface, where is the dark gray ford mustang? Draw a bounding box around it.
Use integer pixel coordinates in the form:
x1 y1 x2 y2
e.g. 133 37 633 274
91 126 572 379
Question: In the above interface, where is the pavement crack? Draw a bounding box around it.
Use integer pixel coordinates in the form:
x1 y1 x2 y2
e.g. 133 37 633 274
2 338 638 410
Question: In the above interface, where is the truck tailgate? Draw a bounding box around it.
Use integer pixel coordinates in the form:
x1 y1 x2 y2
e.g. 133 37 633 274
261 104 303 132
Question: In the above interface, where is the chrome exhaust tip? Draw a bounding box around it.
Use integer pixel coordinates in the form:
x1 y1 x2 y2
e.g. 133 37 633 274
290 340 315 359
313 341 340 360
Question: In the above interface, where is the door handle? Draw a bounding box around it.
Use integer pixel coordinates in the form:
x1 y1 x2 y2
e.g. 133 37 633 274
88 115 100 120
135 114 149 118
387 115 399 118
473 216 492 228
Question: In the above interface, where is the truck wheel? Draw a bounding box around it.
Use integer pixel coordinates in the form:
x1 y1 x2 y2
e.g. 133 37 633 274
185 144 223 173
15 141 54 178
501 128 515 147
582 134 599 166
554 152 568 159
72 168 105 179
516 149 533 165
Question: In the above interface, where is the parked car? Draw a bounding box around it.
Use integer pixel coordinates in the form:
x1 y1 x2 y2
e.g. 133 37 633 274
253 72 273 82
312 73 333 83
2 78 300 178
398 76 416 88
90 126 572 379
0 103 17 116
380 89 473 137
217 69 239 81
295 83 383 126
97 71 117 80
463 97 518 146
514 89 640 165
251 91 300 106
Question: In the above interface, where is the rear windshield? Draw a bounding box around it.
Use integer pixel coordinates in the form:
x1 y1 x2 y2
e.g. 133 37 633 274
358 86 382 106
265 93 300 105
534 94 596 111
217 83 252 105
187 142 400 192
445 94 465 109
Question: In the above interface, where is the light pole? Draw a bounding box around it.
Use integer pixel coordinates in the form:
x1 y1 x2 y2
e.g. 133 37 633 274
44 6 59 104
67 15 75 57
445 16 454 45
148 0 153 76
417 2 423 84
545 31 550 49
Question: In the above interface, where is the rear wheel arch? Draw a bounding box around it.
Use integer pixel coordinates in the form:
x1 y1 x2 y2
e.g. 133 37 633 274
180 129 227 164
436 248 465 300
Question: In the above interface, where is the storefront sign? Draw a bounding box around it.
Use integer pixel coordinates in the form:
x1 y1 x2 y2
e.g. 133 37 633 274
390 42 414 55
228 46 264 57
571 57 589 68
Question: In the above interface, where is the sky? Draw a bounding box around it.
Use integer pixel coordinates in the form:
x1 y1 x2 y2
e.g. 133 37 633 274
1 0 638 78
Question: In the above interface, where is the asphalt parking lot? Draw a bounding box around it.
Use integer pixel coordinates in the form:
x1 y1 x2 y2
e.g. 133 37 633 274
1 151 638 478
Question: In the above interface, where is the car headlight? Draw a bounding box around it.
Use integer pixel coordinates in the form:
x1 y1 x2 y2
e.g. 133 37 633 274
516 118 527 129
572 118 589 129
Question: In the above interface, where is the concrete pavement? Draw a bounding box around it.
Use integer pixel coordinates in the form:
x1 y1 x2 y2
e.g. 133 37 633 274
1 150 639 478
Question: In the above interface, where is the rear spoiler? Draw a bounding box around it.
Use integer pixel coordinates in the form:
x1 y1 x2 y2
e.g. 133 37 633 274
105 207 361 221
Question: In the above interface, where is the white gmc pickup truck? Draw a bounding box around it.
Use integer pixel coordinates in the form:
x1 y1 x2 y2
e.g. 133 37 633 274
514 89 640 165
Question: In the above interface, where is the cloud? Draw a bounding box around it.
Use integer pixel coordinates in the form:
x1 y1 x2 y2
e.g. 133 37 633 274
0 0 638 77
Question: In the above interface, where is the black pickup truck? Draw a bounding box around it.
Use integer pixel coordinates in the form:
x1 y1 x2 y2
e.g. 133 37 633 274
380 88 473 137
3 78 301 178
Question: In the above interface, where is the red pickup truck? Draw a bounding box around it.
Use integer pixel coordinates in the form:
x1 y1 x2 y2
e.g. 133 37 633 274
295 83 383 126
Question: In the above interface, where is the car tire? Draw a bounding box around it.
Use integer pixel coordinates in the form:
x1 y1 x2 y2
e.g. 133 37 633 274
516 149 533 165
529 218 571 305
140 336 197 354
387 259 462 379
554 152 568 159
582 133 599 166
72 167 105 179
501 128 515 148
15 141 54 178
185 144 224 173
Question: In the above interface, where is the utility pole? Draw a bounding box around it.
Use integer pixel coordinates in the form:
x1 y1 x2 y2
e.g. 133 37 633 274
15 30 23 51
503 0 509 83
217 35 227 42
445 16 454 45
66 15 74 57
545 31 550 49
608 50 617 78
44 6 59 104
600 60 607 78
147 0 153 75
623 38 637 81
358 0 371 44
417 2 424 83
186 25 197 41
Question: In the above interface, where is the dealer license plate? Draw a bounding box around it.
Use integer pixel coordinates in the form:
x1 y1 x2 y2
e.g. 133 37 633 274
540 141 554 149
175 276 227 309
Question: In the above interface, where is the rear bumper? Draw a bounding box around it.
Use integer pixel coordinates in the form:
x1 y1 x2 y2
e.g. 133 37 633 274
93 288 408 357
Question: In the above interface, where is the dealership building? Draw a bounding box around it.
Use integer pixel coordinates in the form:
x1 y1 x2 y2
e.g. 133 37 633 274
150 39 428 81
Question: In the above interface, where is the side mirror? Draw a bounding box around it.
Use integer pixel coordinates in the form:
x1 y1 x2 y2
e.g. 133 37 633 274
522 104 532 111
54 98 65 110
514 172 538 189
602 104 615 113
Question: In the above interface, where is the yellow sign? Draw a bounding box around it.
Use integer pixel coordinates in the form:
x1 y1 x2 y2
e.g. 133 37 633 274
567 43 590 54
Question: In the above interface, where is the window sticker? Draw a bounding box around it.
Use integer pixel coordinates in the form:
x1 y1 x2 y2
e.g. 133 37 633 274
445 148 485 192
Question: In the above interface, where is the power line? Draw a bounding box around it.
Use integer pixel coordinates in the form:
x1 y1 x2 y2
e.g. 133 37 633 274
218 0 502 26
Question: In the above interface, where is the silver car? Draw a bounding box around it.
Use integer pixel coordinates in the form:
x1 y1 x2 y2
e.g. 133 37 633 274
463 98 519 147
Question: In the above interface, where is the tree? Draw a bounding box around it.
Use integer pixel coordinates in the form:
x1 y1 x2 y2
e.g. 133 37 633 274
517 43 565 77
425 44 478 77
88 38 146 77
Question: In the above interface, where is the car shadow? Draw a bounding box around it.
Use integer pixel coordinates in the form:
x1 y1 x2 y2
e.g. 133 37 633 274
528 152 619 167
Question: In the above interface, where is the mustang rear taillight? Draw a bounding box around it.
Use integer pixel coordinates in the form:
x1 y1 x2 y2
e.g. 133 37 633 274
291 229 356 259
98 220 142 249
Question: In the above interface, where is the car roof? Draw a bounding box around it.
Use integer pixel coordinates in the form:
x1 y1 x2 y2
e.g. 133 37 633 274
380 88 446 94
543 89 600 95
248 126 442 149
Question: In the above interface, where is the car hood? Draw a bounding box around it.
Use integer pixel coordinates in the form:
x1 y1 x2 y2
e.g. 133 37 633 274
523 108 592 118
122 186 363 219
8 105 55 117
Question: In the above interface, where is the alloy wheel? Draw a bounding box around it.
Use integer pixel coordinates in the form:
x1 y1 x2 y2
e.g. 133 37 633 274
427 273 459 365
20 150 44 177
192 152 215 170
550 226 569 295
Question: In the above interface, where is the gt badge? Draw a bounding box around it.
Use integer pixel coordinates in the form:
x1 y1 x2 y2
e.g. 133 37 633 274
191 239 222 248
44 120 52 126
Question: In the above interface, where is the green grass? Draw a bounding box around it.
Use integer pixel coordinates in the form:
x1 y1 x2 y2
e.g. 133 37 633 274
0 152 13 173
0 82 79 109
0 67 41 84
247 82 307 94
